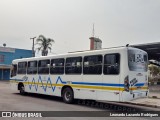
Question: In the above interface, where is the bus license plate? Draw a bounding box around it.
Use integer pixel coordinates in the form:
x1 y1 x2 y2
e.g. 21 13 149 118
137 93 142 97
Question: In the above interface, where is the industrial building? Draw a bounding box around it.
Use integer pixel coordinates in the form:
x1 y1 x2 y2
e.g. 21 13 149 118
0 46 32 80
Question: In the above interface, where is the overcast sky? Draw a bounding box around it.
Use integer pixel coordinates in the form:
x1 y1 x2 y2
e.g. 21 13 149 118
0 0 160 56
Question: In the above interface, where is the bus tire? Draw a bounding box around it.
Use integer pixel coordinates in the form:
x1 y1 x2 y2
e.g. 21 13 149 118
62 87 74 104
19 84 25 95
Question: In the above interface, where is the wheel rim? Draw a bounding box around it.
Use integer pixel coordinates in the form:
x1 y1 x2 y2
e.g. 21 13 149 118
20 86 24 93
65 91 71 101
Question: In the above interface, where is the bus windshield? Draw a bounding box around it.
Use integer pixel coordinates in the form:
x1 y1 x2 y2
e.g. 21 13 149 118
128 49 148 72
11 64 17 77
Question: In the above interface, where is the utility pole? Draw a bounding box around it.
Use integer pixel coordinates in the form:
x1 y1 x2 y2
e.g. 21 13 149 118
30 37 36 57
92 23 95 37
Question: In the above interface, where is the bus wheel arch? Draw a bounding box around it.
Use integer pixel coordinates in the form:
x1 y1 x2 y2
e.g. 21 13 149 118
18 82 25 95
61 86 74 104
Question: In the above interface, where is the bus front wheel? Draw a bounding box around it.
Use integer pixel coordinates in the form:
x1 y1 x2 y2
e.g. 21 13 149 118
62 87 74 104
19 84 25 95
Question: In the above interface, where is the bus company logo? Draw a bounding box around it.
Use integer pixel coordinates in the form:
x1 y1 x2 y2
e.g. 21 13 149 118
22 76 28 81
130 78 138 86
2 112 11 117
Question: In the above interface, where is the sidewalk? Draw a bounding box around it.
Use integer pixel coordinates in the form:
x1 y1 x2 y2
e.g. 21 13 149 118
149 85 160 98
128 86 160 109
129 97 160 109
100 87 160 110
149 91 160 99
149 85 160 92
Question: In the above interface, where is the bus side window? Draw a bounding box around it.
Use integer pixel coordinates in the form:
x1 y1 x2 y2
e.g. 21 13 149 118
11 64 17 77
103 53 120 75
50 58 64 74
65 57 82 74
18 62 27 74
38 60 50 74
83 55 102 74
27 61 37 74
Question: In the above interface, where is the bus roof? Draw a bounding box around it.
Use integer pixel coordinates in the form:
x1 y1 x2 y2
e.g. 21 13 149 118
12 46 145 63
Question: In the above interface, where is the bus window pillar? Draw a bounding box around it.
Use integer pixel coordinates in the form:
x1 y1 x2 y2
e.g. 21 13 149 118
1 68 3 80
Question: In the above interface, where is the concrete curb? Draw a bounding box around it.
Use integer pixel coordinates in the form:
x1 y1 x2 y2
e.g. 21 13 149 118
126 101 160 109
149 96 160 99
99 100 160 111
127 97 160 109
149 92 160 99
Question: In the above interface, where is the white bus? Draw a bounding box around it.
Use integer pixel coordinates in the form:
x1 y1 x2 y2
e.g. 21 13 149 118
10 47 148 103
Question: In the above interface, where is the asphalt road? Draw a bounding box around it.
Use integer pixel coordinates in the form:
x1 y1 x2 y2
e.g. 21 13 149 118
0 81 159 120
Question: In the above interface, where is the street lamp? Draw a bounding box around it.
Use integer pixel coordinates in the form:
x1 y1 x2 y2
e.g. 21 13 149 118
30 37 36 57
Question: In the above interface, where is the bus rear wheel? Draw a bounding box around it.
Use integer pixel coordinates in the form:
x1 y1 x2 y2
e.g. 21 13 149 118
62 87 74 104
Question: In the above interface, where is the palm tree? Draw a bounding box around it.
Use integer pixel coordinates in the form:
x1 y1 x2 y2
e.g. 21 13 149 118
36 35 55 56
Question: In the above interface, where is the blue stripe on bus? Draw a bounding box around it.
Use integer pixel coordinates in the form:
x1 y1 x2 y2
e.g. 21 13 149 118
72 82 145 87
72 82 124 87
135 83 145 86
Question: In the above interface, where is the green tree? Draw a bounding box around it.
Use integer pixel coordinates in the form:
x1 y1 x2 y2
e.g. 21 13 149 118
36 35 55 56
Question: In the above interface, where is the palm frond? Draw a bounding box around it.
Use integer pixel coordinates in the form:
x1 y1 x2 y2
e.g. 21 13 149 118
48 47 52 52
36 47 42 52
35 35 55 56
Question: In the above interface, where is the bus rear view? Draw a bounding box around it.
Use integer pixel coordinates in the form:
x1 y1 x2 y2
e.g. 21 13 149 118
122 47 148 101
